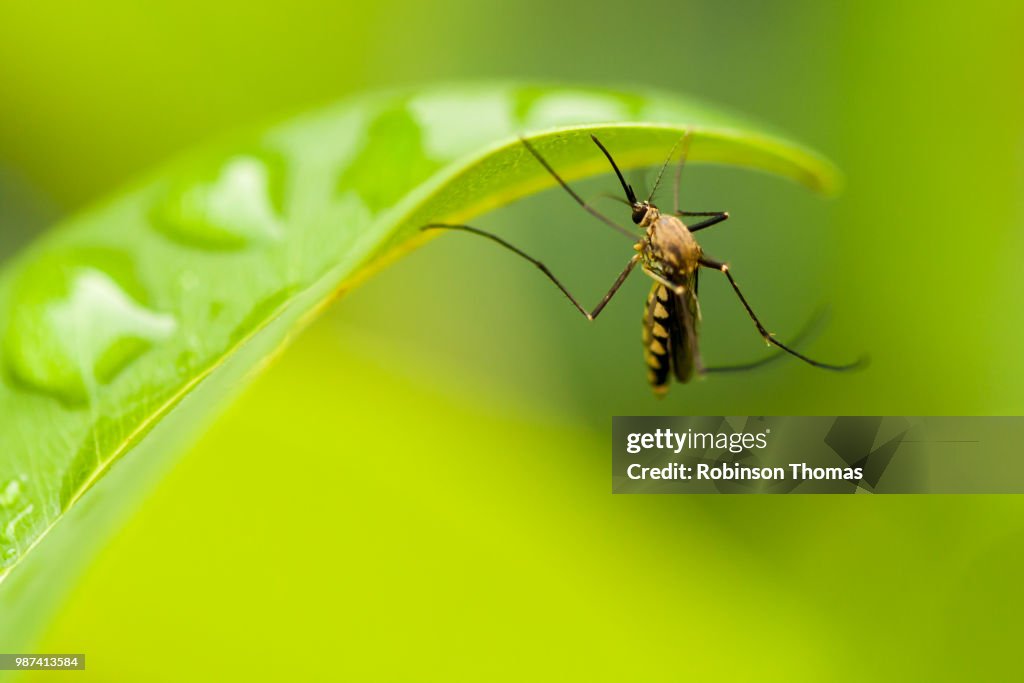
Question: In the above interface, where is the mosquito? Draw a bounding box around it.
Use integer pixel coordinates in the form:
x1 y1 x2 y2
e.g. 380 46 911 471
423 133 861 395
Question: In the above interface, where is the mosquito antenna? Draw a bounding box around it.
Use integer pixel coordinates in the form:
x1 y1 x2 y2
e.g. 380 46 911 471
519 136 636 239
673 130 694 213
589 135 637 204
647 133 687 203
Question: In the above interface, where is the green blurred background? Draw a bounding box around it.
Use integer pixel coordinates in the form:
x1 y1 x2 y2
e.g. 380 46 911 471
3 0 1023 679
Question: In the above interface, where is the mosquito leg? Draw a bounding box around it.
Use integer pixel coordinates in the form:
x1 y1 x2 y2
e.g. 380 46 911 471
667 129 727 227
703 307 829 374
698 256 863 371
681 211 729 232
704 352 790 374
518 137 636 240
423 224 639 320
642 268 687 297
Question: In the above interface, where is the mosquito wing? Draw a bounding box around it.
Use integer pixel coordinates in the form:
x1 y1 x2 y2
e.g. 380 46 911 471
669 273 704 383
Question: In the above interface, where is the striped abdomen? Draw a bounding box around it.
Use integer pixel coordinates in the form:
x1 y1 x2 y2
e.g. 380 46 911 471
642 279 702 395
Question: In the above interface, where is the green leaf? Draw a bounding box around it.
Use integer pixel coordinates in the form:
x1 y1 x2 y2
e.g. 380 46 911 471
0 83 838 647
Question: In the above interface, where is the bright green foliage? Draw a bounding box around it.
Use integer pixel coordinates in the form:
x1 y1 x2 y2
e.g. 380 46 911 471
0 84 837 652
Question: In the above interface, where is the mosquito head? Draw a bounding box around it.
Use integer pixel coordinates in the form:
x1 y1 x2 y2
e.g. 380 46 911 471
631 201 658 227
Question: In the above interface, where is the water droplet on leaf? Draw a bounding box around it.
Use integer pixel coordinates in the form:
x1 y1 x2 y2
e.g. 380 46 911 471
0 479 22 508
520 90 632 129
4 250 177 404
3 504 34 542
336 106 442 214
154 153 286 249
